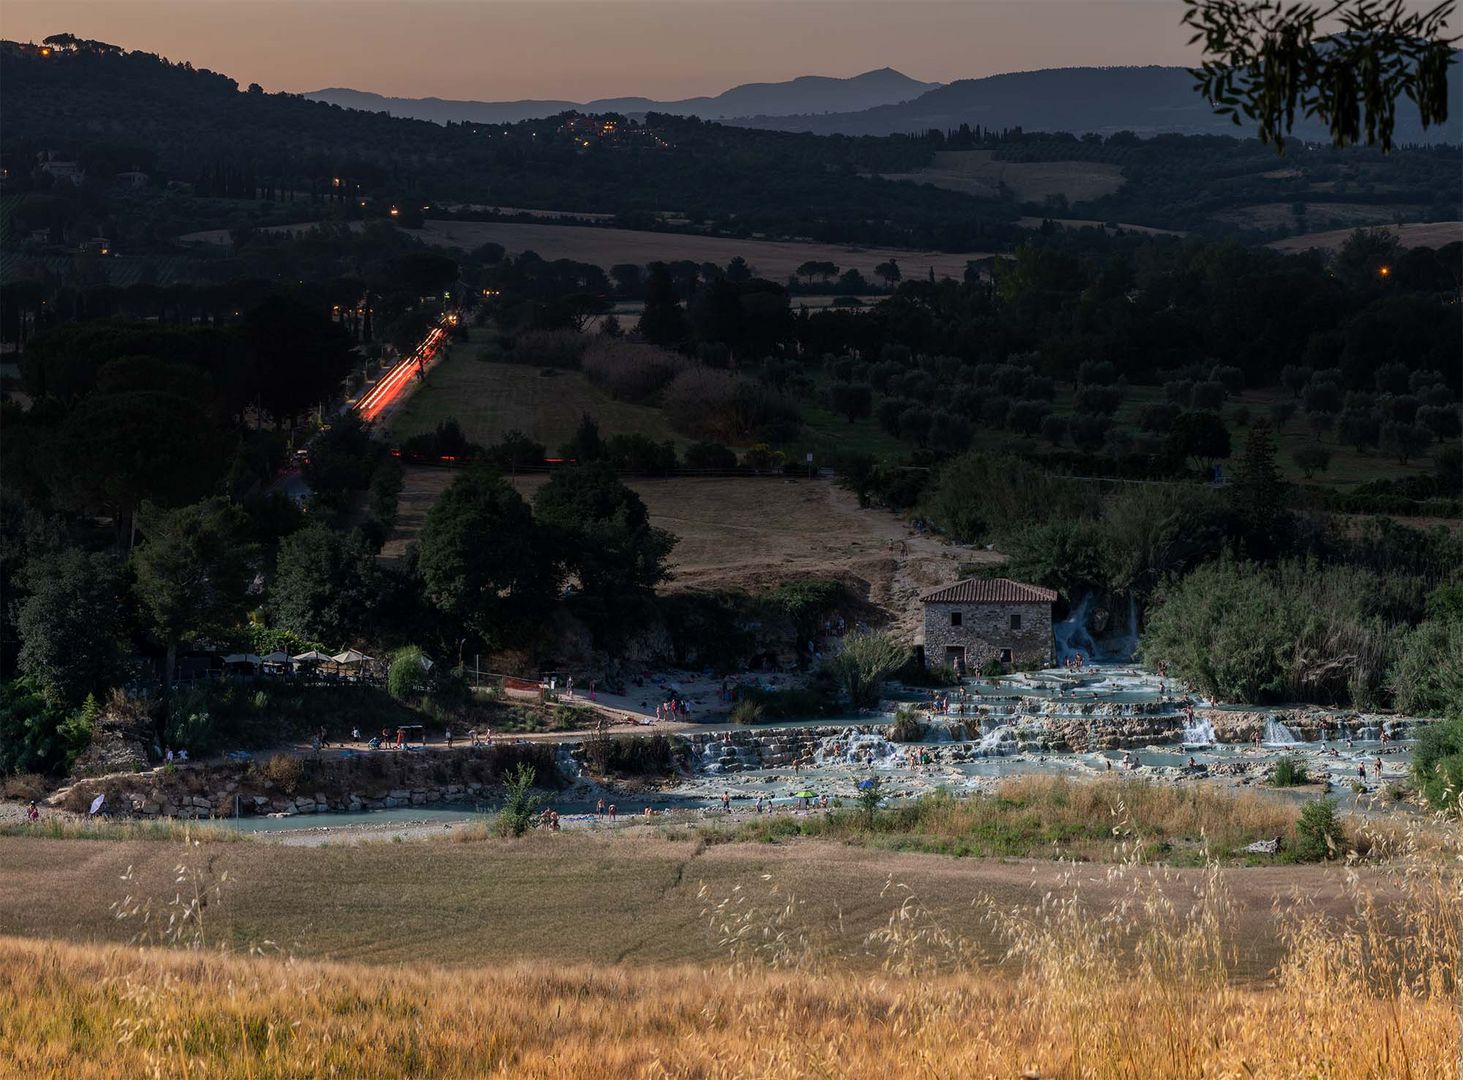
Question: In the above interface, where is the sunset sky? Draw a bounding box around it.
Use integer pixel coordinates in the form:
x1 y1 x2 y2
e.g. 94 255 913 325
6 1 1208 101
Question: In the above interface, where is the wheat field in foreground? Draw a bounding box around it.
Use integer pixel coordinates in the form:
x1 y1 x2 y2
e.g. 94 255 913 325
3 852 1457 1080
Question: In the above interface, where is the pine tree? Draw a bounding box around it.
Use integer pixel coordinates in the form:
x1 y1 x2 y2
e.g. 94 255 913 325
1230 418 1290 558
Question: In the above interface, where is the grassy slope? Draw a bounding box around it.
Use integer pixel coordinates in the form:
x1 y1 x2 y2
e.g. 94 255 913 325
388 329 678 450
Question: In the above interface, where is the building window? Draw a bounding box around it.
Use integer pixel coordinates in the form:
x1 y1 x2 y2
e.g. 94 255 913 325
1000 648 1013 664
1009 613 1021 631
950 611 962 627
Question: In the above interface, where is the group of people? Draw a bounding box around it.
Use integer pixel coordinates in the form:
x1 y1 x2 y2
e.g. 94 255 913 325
926 688 971 717
654 697 690 722
163 747 190 764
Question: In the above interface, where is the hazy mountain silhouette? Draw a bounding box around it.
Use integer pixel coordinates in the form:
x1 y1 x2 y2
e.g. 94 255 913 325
729 64 1461 143
308 68 940 124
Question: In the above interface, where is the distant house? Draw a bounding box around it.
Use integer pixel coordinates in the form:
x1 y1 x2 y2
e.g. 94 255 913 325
920 577 1057 671
115 170 150 189
38 152 84 186
79 237 112 256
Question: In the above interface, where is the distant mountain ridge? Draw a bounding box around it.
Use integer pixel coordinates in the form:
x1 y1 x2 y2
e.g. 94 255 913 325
728 64 1462 143
308 68 941 125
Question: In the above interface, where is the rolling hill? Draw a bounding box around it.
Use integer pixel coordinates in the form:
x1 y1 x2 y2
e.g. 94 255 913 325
308 68 941 125
732 64 1462 143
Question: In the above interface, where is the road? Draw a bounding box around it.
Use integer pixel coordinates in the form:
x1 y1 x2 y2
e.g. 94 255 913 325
353 318 452 429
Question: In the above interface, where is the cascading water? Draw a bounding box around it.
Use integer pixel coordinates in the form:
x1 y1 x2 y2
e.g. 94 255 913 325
1264 717 1299 746
974 724 1017 757
1054 593 1140 664
815 731 899 767
1182 716 1218 746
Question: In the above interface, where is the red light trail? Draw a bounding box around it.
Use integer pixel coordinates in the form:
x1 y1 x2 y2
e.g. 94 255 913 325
353 322 449 424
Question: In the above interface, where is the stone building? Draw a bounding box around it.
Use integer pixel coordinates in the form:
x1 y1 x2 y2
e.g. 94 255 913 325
920 577 1057 671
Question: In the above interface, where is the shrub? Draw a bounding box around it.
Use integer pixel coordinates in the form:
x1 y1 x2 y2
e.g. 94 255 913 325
1388 621 1463 716
730 700 766 725
827 631 908 709
495 762 541 837
1294 798 1342 861
888 709 926 743
166 706 219 756
1189 381 1228 412
605 433 677 475
683 442 738 470
1291 443 1332 479
399 418 483 462
387 647 431 702
581 338 688 403
1410 714 1463 814
582 734 677 776
1137 402 1180 433
1068 414 1111 453
1008 399 1050 437
663 368 800 443
509 330 585 369
919 451 1096 544
855 775 884 822
259 754 304 794
1142 561 1404 707
1270 756 1309 787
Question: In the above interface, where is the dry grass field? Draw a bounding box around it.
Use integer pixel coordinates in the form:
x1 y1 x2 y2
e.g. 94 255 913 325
880 149 1126 204
2 801 1456 1079
404 219 996 281
1268 219 1463 254
1216 201 1426 231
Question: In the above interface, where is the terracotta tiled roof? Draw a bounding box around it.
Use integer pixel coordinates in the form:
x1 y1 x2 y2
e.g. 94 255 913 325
919 578 1058 605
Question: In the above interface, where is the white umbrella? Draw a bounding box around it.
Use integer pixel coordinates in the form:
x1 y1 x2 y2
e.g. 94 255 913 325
222 653 263 665
260 651 291 664
292 650 331 663
332 649 374 665
89 794 106 816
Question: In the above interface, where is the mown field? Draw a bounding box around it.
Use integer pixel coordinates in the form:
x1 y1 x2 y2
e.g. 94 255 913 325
879 148 1127 204
1268 218 1462 254
405 219 997 282
386 334 676 450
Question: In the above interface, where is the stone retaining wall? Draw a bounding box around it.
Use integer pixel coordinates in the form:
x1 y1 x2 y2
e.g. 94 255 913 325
47 743 561 820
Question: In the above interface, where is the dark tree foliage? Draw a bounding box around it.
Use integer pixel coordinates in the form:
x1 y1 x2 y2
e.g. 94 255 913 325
131 498 258 689
1183 0 1456 151
16 549 128 706
533 463 676 597
240 296 355 425
267 523 383 648
416 467 558 655
52 390 231 542
635 264 688 346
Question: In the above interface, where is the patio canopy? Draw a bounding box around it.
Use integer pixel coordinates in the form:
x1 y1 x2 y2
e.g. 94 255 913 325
221 653 263 665
332 649 375 665
291 650 332 663
261 651 292 664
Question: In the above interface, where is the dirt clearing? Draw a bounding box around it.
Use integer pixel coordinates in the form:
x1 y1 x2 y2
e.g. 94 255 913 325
385 469 994 632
